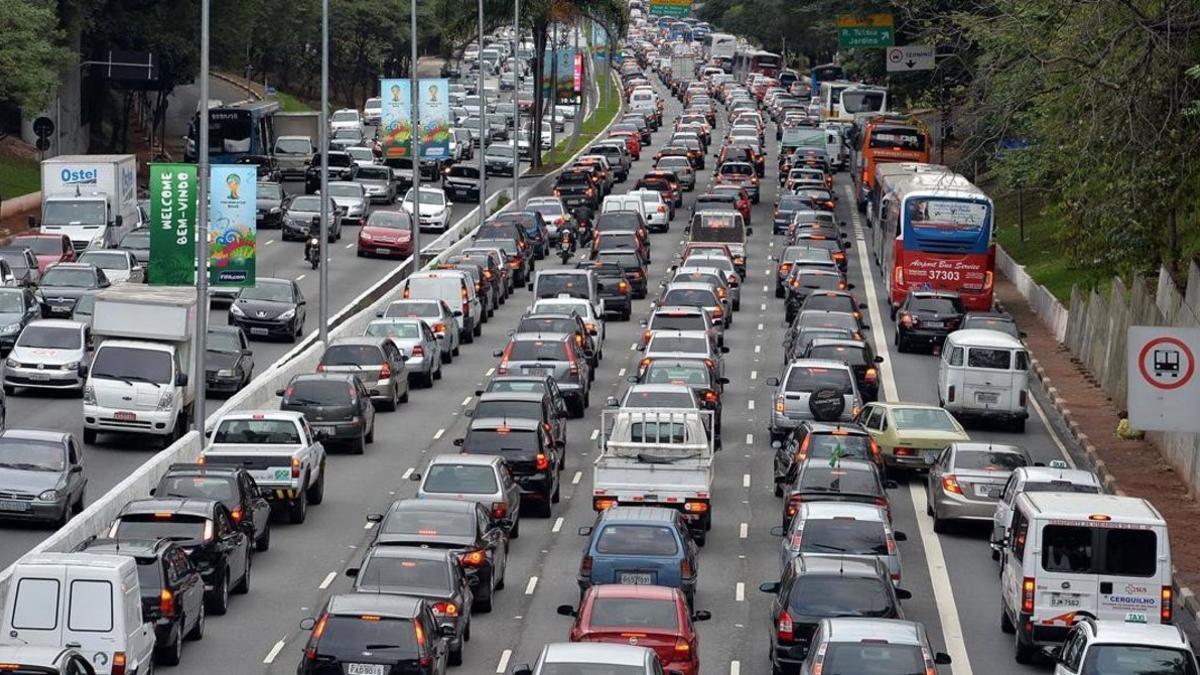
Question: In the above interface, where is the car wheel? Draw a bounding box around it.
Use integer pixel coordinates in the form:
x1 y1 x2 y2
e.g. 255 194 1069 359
423 370 436 388
352 432 366 455
452 344 461 356
434 362 443 380
1000 605 1015 634
234 555 251 594
449 640 464 666
509 517 520 539
399 384 410 403
156 623 183 666
186 602 205 641
473 321 482 337
441 348 452 364
2 385 12 396
379 388 398 413
83 428 97 444
931 506 949 534
288 487 308 524
207 569 230 615
309 463 326 503
1014 628 1037 663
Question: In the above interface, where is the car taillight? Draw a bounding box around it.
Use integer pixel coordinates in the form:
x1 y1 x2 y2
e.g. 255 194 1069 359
497 360 508 375
941 474 963 494
291 457 301 479
432 322 447 334
869 439 882 461
554 188 561 196
1163 586 1174 623
111 652 127 675
536 453 550 471
460 549 487 568
575 333 584 348
230 507 243 523
160 589 175 618
777 610 794 641
795 435 811 462
703 389 718 403
305 614 328 660
1021 577 1036 614
379 362 392 379
674 638 691 655
684 500 708 514
315 363 326 373
711 306 723 318
403 286 411 299
638 357 651 371
716 287 726 299
618 281 629 294
580 555 593 576
491 501 507 519
432 601 460 617
594 497 617 511
680 557 693 577
775 396 785 413
779 263 792 275
865 367 878 384
657 205 666 213
412 344 425 357
900 312 915 328
785 495 802 518
416 622 431 668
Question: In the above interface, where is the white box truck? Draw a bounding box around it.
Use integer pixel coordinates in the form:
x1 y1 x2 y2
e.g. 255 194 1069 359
82 286 197 447
34 154 140 252
273 112 321 180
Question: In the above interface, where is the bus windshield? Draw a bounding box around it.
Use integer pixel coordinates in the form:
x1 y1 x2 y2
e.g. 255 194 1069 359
905 197 991 235
193 109 252 153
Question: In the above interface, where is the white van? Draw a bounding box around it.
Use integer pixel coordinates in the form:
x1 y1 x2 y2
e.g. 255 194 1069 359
1000 492 1172 663
601 194 649 222
937 329 1030 432
1 553 155 675
400 270 482 344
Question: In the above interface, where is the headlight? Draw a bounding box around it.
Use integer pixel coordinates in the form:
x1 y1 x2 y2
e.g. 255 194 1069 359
217 368 235 377
5 357 17 368
83 384 96 404
0 323 21 334
229 304 245 317
277 309 296 321
37 489 60 502
64 361 80 371
359 231 373 242
156 390 174 411
269 207 281 214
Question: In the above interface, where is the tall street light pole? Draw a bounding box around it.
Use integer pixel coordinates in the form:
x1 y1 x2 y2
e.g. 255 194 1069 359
194 0 211 432
318 0 331 344
477 0 487 228
410 0 421 267
512 0 520 210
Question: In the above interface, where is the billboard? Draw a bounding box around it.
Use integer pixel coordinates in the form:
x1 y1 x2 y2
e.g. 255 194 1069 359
208 165 257 287
543 49 578 103
380 78 452 160
148 163 197 286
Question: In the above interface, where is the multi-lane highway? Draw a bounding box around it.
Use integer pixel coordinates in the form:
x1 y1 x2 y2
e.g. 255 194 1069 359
116 68 1109 675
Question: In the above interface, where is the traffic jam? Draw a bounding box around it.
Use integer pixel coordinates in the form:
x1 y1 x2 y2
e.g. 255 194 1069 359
0 4 1195 675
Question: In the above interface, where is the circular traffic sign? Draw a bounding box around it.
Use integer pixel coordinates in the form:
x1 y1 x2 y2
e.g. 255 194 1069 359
32 116 54 138
887 48 904 63
34 138 50 152
1137 336 1195 390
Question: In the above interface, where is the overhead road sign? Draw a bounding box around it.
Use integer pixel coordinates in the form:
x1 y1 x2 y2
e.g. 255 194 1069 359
838 14 894 49
886 45 935 72
649 0 691 17
1127 326 1200 432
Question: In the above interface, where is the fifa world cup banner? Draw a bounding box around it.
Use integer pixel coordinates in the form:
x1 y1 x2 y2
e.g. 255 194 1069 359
417 78 451 160
208 165 257 287
381 78 413 158
543 49 578 103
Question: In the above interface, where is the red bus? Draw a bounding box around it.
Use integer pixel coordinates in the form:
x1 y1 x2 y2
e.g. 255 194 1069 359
732 50 781 81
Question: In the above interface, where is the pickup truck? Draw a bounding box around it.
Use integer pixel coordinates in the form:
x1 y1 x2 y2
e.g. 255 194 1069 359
592 408 715 544
201 410 328 524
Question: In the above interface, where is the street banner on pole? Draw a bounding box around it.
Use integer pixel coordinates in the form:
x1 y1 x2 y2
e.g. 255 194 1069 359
417 78 452 160
208 165 257 287
149 163 197 286
574 52 583 93
380 78 413 158
543 49 577 103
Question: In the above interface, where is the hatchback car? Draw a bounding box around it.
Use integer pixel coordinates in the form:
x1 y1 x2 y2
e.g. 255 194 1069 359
895 290 966 353
455 416 561 516
0 429 85 525
3 319 89 394
298 594 452 675
800 618 951 675
470 390 568 450
228 278 307 341
926 442 1030 532
511 643 661 675
782 459 897 528
802 338 882 402
771 502 905 582
772 421 881 494
577 507 700 606
364 318 442 387
413 453 522 538
10 233 74 273
380 298 459 361
495 332 592 417
278 372 377 453
319 337 410 411
36 263 109 317
856 402 971 473
153 462 273 551
324 181 369 226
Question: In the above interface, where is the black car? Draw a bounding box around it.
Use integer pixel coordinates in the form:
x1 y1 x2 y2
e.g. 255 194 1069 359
802 338 883 402
489 212 549 260
35 263 110 317
369 498 509 612
304 150 355 193
771 422 881 495
228 278 307 342
349 547 472 665
475 237 532 287
449 253 506 305
204 326 255 395
236 154 282 182
785 270 848 323
773 194 812 235
153 462 272 551
278 373 377 453
594 250 648 299
960 311 1022 338
299 594 451 675
759 555 910 671
782 459 896 528
476 374 571 416
443 164 482 201
894 289 966 353
455 417 560 516
116 228 151 267
514 311 599 370
110 498 252 615
553 170 600 210
282 194 344 242
76 537 206 665
255 181 290 229
577 260 633 321
0 287 39 353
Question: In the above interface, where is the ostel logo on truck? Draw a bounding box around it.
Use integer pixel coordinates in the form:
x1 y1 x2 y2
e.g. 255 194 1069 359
60 167 99 185
903 253 988 289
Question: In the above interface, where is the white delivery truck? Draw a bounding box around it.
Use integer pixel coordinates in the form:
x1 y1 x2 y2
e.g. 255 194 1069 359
592 408 715 544
34 154 140 252
670 54 696 87
82 286 196 447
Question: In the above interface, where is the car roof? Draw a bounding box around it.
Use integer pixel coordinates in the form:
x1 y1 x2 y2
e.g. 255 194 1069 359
476 391 546 403
801 421 869 435
327 592 422 619
78 537 171 556
0 428 69 443
1014 466 1101 486
365 545 453 563
588 583 680 601
510 332 571 344
1087 621 1191 648
542 642 650 666
807 338 867 351
945 329 1023 349
787 357 854 371
470 417 541 431
392 497 480 515
951 442 1024 455
1021 492 1164 524
793 553 886 577
824 618 923 645
328 337 386 347
800 501 888 521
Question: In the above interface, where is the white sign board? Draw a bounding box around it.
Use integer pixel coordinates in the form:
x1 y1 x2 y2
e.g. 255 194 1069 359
1126 326 1200 432
886 45 935 72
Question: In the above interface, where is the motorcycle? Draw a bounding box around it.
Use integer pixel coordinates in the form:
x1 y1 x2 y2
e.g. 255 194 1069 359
558 235 574 264
305 235 321 269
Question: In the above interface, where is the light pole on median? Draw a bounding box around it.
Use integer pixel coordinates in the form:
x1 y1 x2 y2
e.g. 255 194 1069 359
512 0 520 210
318 0 330 344
477 0 487 228
194 0 211 433
410 0 421 267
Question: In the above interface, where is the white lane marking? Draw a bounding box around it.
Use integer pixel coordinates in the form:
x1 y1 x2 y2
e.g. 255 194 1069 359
760 303 767 310
295 274 306 281
572 471 582 484
485 367 495 377
263 639 287 664
754 344 761 353
553 516 564 533
433 428 445 440
319 572 336 589
762 285 768 292
525 576 539 595
750 370 757 380
496 649 513 674
1031 395 1076 467
618 367 626 377
848 183 972 675
735 582 745 602
739 522 748 538
345 242 354 249
590 429 599 441
742 473 751 488
730 661 741 675
757 323 763 330
630 342 638 350
745 433 754 446
462 396 473 406
401 467 414 480
264 239 274 246
364 521 375 529
747 400 755 410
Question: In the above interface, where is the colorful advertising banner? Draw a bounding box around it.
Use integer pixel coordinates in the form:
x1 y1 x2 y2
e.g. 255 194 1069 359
543 49 578 103
148 163 197 286
380 78 452 160
208 165 257 287
574 52 583 93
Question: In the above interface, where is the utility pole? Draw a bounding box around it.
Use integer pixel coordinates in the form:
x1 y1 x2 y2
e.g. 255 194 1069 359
477 0 487 227
318 0 330 343
549 24 558 160
512 0 521 209
194 0 211 432
410 0 421 266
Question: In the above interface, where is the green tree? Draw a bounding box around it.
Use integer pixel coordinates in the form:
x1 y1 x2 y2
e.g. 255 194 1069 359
0 0 73 111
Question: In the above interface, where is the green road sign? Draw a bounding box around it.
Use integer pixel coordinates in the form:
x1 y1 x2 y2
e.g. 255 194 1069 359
839 27 894 49
649 0 690 17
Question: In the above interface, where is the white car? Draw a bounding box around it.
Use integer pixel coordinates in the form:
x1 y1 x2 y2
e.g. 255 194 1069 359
379 298 460 362
329 108 363 132
1051 620 1199 675
77 249 144 285
345 145 377 167
526 196 571 236
532 296 605 345
363 97 382 125
401 187 452 232
629 188 670 229
4 319 89 394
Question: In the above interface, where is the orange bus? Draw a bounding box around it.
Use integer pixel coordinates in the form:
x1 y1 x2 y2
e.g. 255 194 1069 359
853 115 932 212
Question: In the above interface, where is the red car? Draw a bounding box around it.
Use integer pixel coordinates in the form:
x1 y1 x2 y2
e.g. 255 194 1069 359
10 233 75 273
356 211 413 258
608 130 641 161
558 584 710 675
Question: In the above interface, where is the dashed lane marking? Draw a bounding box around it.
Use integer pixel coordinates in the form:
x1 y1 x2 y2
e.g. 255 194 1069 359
263 639 287 664
319 572 336 589
496 650 512 674
525 576 538 595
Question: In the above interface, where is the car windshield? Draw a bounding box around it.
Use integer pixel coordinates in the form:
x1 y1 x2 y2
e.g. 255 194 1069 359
800 518 888 555
366 321 422 339
473 400 542 420
156 476 237 503
17 325 80 350
464 429 538 453
406 190 447 206
785 366 853 393
1080 646 1198 675
212 419 301 444
322 344 384 366
240 282 294 302
356 167 390 180
507 340 568 361
257 183 283 200
358 555 450 594
115 514 207 544
290 196 322 212
206 330 242 353
90 345 171 383
40 268 95 287
821 644 926 673
788 576 893 616
891 407 960 431
13 237 62 255
595 524 678 555
283 380 351 406
421 464 499 494
81 252 129 271
954 450 1027 472
650 314 704 332
0 438 64 471
319 616 418 655
366 211 412 230
589 597 679 630
0 290 25 313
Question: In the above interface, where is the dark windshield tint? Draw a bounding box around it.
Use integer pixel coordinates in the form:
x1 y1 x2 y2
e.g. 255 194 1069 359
358 556 450 594
645 363 709 386
17 325 80 350
213 418 301 444
650 314 705 332
799 466 880 495
0 253 30 273
517 318 577 335
157 476 237 503
1080 645 1198 675
968 348 1013 369
92 346 172 383
384 301 438 318
0 438 65 471
841 90 886 113
41 268 96 288
366 211 412 229
801 519 887 555
507 340 568 361
595 525 678 555
384 508 474 537
663 289 716 307
322 344 384 366
464 429 538 453
648 336 708 354
822 644 925 673
597 213 642 230
954 450 1027 471
1041 526 1157 576
788 576 893 616
421 464 499 494
284 379 352 405
473 400 543 420
624 391 694 408
319 616 417 655
589 598 679 630
870 127 926 151
115 514 207 544
795 273 843 291
785 366 852 393
912 296 964 314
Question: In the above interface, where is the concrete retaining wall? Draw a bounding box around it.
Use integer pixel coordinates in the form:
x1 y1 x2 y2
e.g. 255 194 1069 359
996 245 1069 342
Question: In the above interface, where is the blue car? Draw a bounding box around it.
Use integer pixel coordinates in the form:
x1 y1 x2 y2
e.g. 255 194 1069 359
576 507 699 607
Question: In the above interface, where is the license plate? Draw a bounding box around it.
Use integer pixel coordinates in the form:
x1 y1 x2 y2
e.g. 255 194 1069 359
347 664 386 675
976 391 1000 404
114 411 136 422
1050 593 1083 608
620 573 653 585
923 321 944 329
0 500 29 512
50 306 70 313
376 248 392 255
523 367 552 376
975 484 998 498
27 373 50 381
249 327 269 336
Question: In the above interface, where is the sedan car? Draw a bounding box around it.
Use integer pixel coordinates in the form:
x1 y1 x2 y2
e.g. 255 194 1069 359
402 187 453 233
282 194 344 242
352 164 397 204
799 618 951 675
0 429 85 525
364 317 442 387
153 462 272 551
855 402 972 473
78 249 144 285
511 643 662 675
926 441 1030 532
204 325 255 395
357 210 414 259
771 502 905 582
3 319 89 394
10 234 74 273
297 594 452 675
0 247 41 287
0 287 40 353
278 372 376 453
228 278 307 342
35 263 110 317
254 180 290 230
323 181 368 226
380 298 459 362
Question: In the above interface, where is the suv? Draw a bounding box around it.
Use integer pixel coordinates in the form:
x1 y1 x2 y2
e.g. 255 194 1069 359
767 359 863 442
455 417 561 517
895 290 966 353
298 594 451 675
443 164 482 201
319 336 410 411
495 332 592 417
279 372 377 453
587 141 632 181
154 463 273 551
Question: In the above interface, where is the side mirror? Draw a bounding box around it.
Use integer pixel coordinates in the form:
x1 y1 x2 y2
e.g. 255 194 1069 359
453 438 465 447
874 355 884 363
718 377 730 385
769 525 785 536
635 344 645 351
894 531 907 542
895 588 912 600
345 567 360 578
148 487 157 496
758 581 780 594
846 283 856 290
626 375 638 383
556 604 576 617
884 480 900 489
934 653 953 665
720 346 730 354
177 372 188 387
692 610 712 622
275 388 286 396
765 376 780 386
493 349 504 357
366 513 384 522
299 617 317 631
605 396 619 407
577 526 593 536
512 665 534 675
408 471 422 481
770 440 782 450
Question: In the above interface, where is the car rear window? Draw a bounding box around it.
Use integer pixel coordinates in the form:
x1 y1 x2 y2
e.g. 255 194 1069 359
507 340 568 361
891 407 959 431
589 597 679 630
912 296 964 314
421 464 499 495
967 348 1014 370
787 576 893 616
795 273 843 290
821 644 926 673
799 466 881 495
648 336 709 354
650 314 705 332
644 363 709 386
284 379 353 406
623 391 695 408
597 213 642 230
212 418 301 444
785 366 853 393
319 616 417 655
663 289 716 307
807 344 868 366
366 321 423 339
384 508 475 537
517 317 577 335
1040 525 1157 576
157 476 237 503
474 400 543 420
536 274 590 299
115 514 208 544
954 449 1027 471
322 344 383 366
465 428 539 453
801 518 887 555
596 525 678 555
358 555 450 594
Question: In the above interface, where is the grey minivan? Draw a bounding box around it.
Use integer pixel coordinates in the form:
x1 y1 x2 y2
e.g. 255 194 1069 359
318 337 410 411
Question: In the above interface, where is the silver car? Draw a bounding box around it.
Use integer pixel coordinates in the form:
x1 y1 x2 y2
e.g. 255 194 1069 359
655 155 696 191
4 320 89 394
364 318 442 388
0 429 86 525
352 164 396 204
766 359 863 442
317 336 410 411
77 250 144 285
323 181 369 225
512 643 661 675
927 442 1030 531
771 501 905 583
800 618 952 674
413 453 522 538
640 329 728 379
379 298 460 363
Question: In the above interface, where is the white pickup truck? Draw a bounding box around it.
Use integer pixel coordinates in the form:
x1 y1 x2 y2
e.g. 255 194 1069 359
592 408 715 544
201 410 328 524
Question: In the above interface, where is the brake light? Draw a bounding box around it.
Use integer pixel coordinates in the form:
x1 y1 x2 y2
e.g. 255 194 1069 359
159 589 175 618
491 501 507 519
554 188 561 196
941 474 963 494
1163 586 1174 623
865 367 878 384
775 396 785 413
432 601 460 617
618 281 629 293
869 439 882 461
680 557 693 577
777 610 794 641
379 362 392 379
305 614 328 660
416 622 431 668
779 263 792 275
111 652 127 675
536 452 550 471
684 500 709 513
580 555 593 576
403 286 411 299
900 312 914 328
292 457 301 479
785 495 802 518
460 550 487 568
711 306 723 319
1021 577 1036 613
674 638 691 655
594 497 617 511
230 507 243 524
703 389 718 403
795 435 811 462
432 322 447 334
567 343 580 376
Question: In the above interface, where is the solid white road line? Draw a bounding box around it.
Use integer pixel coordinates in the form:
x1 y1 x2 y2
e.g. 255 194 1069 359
1031 394 1076 467
263 639 287 664
553 516 564 533
319 572 336 589
363 521 375 529
630 342 638 350
525 576 538 595
735 582 745 602
848 184 972 675
496 650 512 674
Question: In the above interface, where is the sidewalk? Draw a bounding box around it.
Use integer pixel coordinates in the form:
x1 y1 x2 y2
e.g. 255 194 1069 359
995 278 1200 599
